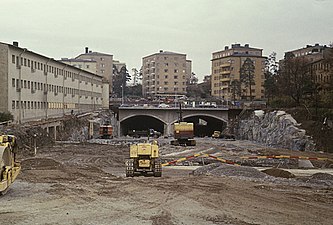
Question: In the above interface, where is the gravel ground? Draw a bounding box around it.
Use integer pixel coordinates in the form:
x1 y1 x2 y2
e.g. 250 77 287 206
1 138 333 225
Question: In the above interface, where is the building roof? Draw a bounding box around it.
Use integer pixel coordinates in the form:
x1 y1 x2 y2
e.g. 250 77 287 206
60 58 96 63
143 50 186 59
0 41 102 78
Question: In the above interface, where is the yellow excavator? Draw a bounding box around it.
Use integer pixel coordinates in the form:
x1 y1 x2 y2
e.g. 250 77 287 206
0 135 21 195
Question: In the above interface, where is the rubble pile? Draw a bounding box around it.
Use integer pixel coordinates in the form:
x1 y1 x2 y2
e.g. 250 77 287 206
1 125 53 156
302 172 333 186
238 110 316 151
192 163 268 179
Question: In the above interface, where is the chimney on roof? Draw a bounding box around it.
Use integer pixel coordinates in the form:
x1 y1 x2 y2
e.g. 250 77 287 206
159 50 163 53
85 47 89 54
13 41 19 47
244 44 249 48
225 46 229 50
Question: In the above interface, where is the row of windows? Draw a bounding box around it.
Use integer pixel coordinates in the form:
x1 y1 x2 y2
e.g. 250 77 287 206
12 101 76 110
12 55 100 85
146 81 186 86
12 78 101 97
146 87 186 92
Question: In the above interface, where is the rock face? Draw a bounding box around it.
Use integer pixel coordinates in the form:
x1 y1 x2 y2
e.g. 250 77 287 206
238 110 316 151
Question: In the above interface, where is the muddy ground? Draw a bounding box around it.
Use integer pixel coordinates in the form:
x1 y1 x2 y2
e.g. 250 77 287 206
1 138 333 225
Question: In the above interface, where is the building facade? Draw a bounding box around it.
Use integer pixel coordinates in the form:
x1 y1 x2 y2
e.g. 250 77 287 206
211 44 266 101
142 50 191 98
75 47 113 94
284 44 333 92
0 42 109 123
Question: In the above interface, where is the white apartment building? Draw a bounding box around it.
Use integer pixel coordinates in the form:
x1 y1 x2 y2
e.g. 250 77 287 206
0 41 109 123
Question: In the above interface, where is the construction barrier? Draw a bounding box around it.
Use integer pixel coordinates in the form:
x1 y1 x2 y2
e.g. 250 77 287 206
162 153 204 166
241 155 333 162
203 154 239 166
162 153 239 167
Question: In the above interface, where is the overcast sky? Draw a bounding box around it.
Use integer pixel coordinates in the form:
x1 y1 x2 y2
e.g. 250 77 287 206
1 0 333 82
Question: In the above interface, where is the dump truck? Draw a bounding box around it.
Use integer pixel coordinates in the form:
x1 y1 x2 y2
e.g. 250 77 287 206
170 122 196 146
0 135 21 195
125 141 162 177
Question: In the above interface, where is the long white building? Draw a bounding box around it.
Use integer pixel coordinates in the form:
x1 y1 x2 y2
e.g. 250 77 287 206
0 41 109 123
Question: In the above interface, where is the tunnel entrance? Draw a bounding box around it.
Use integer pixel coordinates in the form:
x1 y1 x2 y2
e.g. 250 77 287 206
182 116 227 137
121 115 165 136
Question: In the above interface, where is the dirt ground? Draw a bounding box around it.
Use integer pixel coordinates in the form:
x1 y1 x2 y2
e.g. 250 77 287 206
1 138 333 225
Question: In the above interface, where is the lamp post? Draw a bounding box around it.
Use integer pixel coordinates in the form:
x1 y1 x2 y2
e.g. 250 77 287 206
121 85 124 105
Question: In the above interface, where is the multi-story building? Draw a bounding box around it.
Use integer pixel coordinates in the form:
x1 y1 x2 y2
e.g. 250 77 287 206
284 44 333 91
59 57 97 74
142 50 191 98
211 44 266 101
75 47 113 94
0 41 109 123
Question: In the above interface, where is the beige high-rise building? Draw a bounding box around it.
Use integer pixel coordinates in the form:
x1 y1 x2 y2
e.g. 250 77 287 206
211 44 266 101
142 50 191 98
75 47 113 95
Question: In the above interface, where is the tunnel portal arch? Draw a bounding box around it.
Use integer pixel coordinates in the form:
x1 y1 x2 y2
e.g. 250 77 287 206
175 115 227 137
120 115 166 136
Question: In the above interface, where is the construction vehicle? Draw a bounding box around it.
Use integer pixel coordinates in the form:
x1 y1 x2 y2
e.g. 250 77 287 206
0 135 21 195
170 102 196 146
125 141 162 177
170 122 196 146
211 130 235 140
128 129 161 138
99 124 113 139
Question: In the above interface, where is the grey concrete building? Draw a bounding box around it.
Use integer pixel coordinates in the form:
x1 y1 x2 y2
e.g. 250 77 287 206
0 41 109 123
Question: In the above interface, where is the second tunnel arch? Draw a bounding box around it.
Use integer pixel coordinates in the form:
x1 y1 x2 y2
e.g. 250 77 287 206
172 114 228 137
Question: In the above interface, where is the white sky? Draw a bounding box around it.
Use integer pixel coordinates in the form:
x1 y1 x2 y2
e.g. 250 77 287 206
1 0 332 82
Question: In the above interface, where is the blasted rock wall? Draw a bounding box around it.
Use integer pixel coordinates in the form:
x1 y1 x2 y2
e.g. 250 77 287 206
238 110 316 151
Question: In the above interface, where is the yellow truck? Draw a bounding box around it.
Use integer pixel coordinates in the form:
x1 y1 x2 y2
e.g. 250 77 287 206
125 141 162 177
170 122 196 146
0 135 21 195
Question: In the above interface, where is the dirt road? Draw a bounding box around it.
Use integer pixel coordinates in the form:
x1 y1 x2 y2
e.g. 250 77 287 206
1 139 332 225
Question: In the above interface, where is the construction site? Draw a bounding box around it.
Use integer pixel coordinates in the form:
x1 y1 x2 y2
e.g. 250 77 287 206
1 110 333 225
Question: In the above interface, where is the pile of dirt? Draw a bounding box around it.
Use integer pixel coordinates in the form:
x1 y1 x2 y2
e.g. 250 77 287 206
192 163 268 179
2 125 53 156
21 157 62 170
298 172 333 187
261 168 295 178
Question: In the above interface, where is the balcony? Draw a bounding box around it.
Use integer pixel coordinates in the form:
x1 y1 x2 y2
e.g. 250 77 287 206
220 77 231 82
221 70 231 75
221 63 231 67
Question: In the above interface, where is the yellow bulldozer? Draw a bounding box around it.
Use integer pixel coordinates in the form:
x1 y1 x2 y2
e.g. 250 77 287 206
0 135 21 195
125 141 162 177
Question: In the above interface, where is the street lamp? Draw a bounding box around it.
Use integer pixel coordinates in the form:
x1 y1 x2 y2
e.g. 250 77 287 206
121 85 124 105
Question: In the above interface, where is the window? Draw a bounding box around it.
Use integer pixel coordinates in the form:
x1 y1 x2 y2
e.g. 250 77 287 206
164 69 168 72
12 78 15 87
12 101 15 109
12 55 15 64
